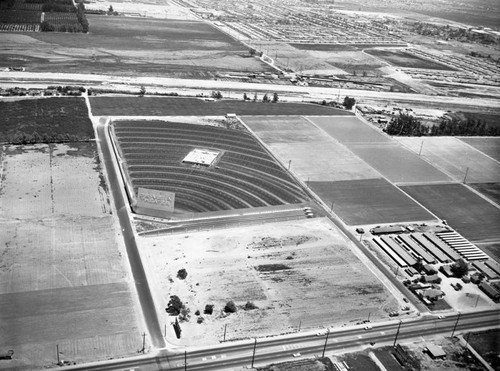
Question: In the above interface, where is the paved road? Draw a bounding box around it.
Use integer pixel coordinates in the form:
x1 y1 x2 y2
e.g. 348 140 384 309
96 123 165 349
1 72 499 108
60 309 499 370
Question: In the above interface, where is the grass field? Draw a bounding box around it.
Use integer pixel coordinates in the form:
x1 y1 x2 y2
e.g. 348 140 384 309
310 178 435 225
0 16 271 76
459 137 500 162
139 218 399 346
289 43 407 51
396 137 500 183
400 183 500 245
89 96 350 116
242 116 380 182
0 97 94 143
0 143 142 369
365 49 455 70
466 329 500 370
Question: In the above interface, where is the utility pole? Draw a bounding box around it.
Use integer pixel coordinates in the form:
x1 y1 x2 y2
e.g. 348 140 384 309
322 329 330 358
330 201 334 212
451 312 461 337
418 140 424 156
184 350 187 371
393 320 402 347
288 159 291 170
142 332 146 353
251 338 257 368
463 167 469 184
56 344 60 365
223 324 227 341
298 320 302 331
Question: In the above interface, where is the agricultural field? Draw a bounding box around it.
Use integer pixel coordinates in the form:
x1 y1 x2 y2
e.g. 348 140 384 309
309 178 435 225
365 49 456 71
89 96 348 116
0 15 272 76
459 137 500 162
242 116 381 182
139 218 400 346
0 97 94 143
469 183 500 205
0 143 143 369
400 183 500 260
396 137 500 183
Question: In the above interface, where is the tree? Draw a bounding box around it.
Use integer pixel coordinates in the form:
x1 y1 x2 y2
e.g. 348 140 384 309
385 113 429 136
262 93 269 103
139 85 146 97
450 259 469 278
249 48 256 56
166 295 183 315
243 93 248 101
211 90 222 99
342 96 356 110
224 301 237 313
253 92 258 102
108 5 114 13
177 268 187 280
272 92 279 103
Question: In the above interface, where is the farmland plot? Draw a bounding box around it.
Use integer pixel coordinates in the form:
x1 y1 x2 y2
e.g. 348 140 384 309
0 143 142 369
139 218 399 346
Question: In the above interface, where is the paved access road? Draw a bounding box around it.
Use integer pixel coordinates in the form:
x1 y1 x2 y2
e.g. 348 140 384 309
96 122 165 349
59 309 499 370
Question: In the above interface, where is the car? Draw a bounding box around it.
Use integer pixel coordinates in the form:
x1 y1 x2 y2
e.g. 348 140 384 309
292 353 301 358
316 331 325 336
438 315 445 319
403 297 409 303
364 325 373 330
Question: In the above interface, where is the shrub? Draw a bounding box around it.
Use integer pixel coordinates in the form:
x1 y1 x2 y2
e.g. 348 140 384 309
166 295 183 316
224 301 237 313
244 301 258 310
177 268 187 280
197 316 204 324
195 310 200 316
204 304 214 315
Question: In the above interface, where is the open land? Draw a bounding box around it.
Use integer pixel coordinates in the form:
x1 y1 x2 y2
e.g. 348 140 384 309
0 97 94 142
469 183 500 205
459 137 500 162
309 178 436 226
0 16 271 77
139 218 400 346
365 49 456 71
0 143 143 369
400 183 500 260
396 137 500 184
89 96 350 116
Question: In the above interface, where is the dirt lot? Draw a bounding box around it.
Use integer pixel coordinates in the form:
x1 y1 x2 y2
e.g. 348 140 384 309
138 218 399 346
0 16 271 77
396 137 500 184
310 178 435 225
89 96 349 116
242 116 380 182
365 49 456 71
0 143 143 369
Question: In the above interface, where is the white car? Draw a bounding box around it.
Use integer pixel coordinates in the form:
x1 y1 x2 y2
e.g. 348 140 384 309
292 353 301 358
364 325 373 330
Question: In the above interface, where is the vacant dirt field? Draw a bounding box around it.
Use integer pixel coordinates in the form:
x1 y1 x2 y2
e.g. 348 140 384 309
0 143 143 369
396 137 500 184
310 178 436 225
242 116 380 182
89 96 349 116
139 218 399 346
365 49 455 71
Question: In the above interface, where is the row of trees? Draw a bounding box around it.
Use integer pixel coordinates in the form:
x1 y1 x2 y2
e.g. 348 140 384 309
242 92 279 103
6 131 90 145
385 114 500 137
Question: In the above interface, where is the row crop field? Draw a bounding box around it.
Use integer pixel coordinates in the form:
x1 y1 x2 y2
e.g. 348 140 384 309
0 23 39 31
310 178 435 225
365 49 456 71
0 97 94 143
90 97 349 116
459 137 500 162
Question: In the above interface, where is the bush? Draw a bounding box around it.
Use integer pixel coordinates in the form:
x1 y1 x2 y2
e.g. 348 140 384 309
244 301 258 310
204 304 214 315
224 301 237 313
177 268 187 280
166 295 183 316
194 310 200 316
197 316 204 324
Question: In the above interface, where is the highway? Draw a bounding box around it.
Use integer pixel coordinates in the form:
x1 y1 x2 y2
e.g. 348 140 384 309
96 123 165 349
60 309 499 370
